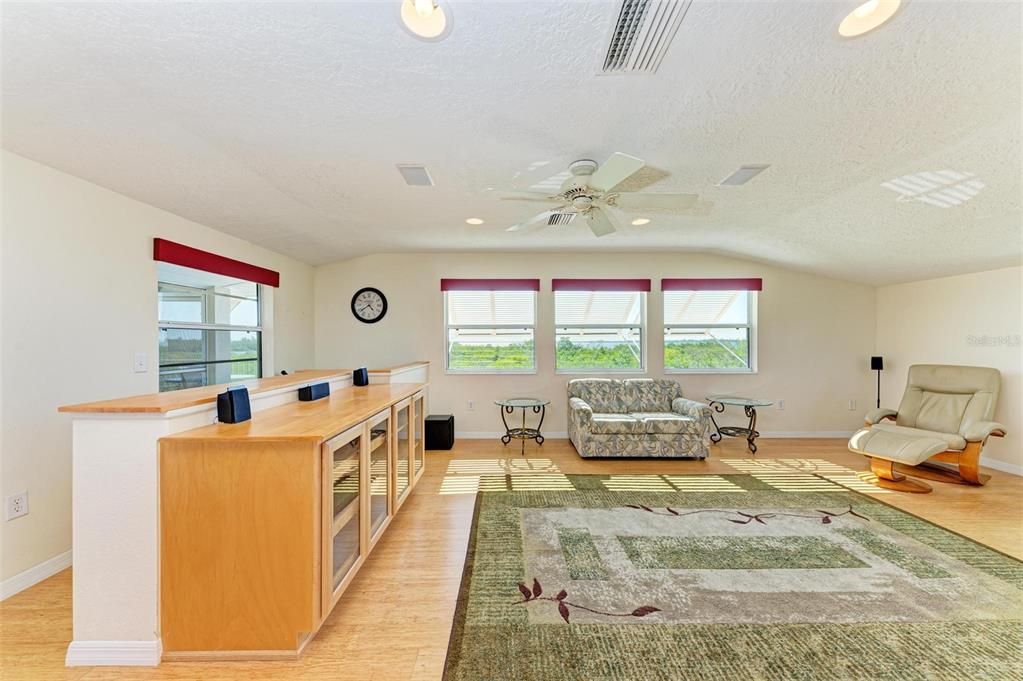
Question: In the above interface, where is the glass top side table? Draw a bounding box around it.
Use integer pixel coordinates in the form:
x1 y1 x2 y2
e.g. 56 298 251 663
705 395 774 454
495 398 550 456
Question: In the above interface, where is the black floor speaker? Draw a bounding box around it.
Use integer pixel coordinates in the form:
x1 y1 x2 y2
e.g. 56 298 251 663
425 414 455 450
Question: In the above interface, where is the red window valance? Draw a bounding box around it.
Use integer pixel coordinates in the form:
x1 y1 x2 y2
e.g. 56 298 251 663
153 238 280 288
440 278 540 291
661 278 762 291
552 278 651 292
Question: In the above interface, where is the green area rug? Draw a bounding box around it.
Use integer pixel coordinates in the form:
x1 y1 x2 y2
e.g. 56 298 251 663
443 474 1023 681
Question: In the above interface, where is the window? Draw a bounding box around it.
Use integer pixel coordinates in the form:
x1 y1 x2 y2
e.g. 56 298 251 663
663 279 758 372
444 282 537 373
158 270 262 391
554 280 648 372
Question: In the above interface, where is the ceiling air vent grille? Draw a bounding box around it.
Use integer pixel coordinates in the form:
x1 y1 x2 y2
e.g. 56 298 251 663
548 213 577 226
602 0 692 74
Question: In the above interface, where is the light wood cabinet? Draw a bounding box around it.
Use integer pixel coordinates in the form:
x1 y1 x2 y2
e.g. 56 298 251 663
160 382 426 660
412 390 426 484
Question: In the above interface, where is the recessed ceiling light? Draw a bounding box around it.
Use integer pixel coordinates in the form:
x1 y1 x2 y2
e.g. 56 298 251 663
465 218 484 225
839 0 901 38
631 218 651 226
399 0 453 42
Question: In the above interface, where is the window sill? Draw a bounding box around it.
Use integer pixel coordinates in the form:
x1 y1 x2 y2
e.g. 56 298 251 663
445 369 538 376
665 368 757 375
556 369 648 375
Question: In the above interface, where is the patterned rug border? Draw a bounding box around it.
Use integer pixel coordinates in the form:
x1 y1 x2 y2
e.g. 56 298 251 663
440 471 1023 680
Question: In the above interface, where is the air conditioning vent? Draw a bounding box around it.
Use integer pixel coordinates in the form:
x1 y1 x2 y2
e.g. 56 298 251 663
547 213 577 226
601 0 692 74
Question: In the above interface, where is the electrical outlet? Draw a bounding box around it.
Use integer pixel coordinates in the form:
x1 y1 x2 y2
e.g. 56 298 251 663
5 491 28 521
133 352 147 373
467 400 475 411
848 399 857 411
776 399 785 411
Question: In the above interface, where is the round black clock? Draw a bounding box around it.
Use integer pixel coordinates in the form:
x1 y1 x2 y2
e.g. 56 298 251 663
351 287 387 324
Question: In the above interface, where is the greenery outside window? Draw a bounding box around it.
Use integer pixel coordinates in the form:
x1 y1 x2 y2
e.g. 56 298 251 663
555 290 646 372
445 290 536 373
664 290 755 372
158 275 262 391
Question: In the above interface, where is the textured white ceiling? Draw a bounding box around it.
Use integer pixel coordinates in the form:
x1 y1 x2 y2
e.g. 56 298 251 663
2 1 1020 284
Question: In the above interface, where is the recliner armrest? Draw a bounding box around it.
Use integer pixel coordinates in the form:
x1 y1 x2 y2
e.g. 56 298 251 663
962 421 1007 442
569 397 593 425
672 397 712 420
865 408 898 425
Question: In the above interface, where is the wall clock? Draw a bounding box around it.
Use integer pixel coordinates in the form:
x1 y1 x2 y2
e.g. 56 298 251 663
351 287 387 324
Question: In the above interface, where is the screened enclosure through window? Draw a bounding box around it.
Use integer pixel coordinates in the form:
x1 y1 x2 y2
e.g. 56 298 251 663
553 280 647 372
158 265 262 391
663 286 756 372
444 285 537 373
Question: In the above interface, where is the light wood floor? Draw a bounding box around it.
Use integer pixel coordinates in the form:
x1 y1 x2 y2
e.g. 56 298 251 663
2 438 1021 681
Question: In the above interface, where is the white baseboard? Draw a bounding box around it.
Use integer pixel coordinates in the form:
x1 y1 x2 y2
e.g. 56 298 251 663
66 639 163 667
980 456 1023 476
0 549 71 601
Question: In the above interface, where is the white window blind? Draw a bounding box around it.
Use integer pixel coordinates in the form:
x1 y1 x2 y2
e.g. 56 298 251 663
445 290 536 373
664 290 754 372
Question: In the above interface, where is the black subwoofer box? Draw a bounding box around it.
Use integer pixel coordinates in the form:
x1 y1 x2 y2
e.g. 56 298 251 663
426 414 455 450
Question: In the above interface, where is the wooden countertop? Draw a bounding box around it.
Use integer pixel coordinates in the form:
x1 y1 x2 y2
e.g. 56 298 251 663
163 382 426 443
58 362 429 414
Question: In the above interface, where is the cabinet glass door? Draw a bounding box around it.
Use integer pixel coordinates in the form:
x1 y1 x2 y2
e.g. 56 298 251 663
394 400 411 505
325 428 362 598
368 412 391 538
413 392 425 480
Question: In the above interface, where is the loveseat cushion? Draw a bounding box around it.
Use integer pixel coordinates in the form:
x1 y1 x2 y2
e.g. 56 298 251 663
622 379 684 412
569 379 629 413
871 421 966 451
630 412 701 435
589 413 646 435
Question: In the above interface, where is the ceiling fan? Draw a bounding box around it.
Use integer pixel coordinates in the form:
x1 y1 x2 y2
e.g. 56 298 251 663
501 153 702 237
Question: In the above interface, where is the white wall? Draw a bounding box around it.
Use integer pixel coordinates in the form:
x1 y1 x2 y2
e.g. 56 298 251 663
0 151 315 584
314 252 877 437
875 266 1022 473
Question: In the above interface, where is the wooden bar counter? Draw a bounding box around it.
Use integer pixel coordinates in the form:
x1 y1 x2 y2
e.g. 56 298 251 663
160 382 428 660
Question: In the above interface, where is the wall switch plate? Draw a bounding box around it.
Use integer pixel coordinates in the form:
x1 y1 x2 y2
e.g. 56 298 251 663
5 491 28 521
133 352 147 373
467 400 475 411
848 399 857 411
776 399 785 411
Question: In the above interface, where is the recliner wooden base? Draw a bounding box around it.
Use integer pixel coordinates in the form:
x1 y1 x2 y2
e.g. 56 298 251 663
869 458 932 494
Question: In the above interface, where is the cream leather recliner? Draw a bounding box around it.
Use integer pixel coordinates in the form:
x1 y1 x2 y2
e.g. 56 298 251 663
848 364 1006 493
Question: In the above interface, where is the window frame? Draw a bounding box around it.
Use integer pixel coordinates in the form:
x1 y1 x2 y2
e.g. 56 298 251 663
554 290 648 375
443 290 538 375
158 280 264 391
663 290 757 375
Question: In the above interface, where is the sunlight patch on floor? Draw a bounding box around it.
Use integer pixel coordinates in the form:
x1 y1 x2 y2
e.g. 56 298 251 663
721 458 891 494
444 458 560 475
602 475 675 491
663 475 746 492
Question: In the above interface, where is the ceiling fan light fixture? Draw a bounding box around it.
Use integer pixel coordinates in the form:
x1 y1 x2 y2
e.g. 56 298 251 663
400 0 452 41
631 218 651 226
465 217 484 225
838 0 901 38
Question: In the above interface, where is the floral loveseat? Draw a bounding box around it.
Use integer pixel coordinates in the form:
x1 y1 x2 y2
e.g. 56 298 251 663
567 378 713 459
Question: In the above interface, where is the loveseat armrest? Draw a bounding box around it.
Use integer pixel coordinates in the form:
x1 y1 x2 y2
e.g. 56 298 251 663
672 397 712 420
963 421 1007 443
569 397 593 425
864 407 898 425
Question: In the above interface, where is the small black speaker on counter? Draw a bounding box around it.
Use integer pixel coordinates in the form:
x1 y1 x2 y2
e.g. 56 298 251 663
353 367 369 387
426 414 455 450
298 382 330 402
217 386 251 424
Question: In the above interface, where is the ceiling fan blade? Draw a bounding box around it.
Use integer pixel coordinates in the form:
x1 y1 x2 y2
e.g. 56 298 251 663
609 192 700 211
585 207 618 237
588 153 646 192
499 192 565 204
506 209 557 232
